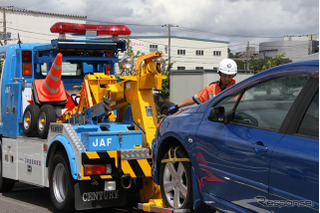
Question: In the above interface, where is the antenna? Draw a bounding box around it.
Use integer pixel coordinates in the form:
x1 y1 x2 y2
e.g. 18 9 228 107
17 33 22 48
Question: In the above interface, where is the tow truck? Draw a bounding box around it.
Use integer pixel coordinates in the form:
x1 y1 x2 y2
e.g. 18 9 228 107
0 22 172 212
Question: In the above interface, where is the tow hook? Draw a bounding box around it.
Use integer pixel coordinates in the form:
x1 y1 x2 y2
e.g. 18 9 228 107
90 178 99 186
121 174 132 190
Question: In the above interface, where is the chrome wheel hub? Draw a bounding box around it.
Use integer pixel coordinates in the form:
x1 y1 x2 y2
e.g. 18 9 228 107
163 161 188 208
53 163 67 203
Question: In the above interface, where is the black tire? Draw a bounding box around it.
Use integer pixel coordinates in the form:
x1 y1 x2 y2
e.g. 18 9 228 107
22 104 40 137
160 102 176 116
37 104 56 139
49 150 75 213
160 146 192 209
0 147 15 192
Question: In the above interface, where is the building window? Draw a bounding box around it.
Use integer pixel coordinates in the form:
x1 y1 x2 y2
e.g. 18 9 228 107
177 49 186 55
213 51 221 56
196 50 204 56
177 66 186 70
196 67 204 70
150 44 158 52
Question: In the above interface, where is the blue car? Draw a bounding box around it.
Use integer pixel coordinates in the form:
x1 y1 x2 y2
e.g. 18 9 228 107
152 55 319 213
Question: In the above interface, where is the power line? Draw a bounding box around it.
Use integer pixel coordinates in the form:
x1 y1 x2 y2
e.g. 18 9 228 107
5 26 313 53
87 19 160 27
1 14 316 55
6 25 313 50
16 35 50 42
177 27 283 39
6 26 54 37
175 27 318 39
85 18 319 40
0 7 316 43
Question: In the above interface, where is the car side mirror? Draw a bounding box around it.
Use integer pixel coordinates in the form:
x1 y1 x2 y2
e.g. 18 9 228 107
209 106 234 124
209 106 225 122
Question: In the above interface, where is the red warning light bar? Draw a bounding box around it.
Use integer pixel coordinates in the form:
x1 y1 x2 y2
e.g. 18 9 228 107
50 22 131 36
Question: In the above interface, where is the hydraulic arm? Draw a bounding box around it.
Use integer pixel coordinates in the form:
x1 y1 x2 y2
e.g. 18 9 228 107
61 51 166 148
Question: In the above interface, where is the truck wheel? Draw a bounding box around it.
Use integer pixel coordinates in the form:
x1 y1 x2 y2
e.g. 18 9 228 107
159 147 192 209
49 150 75 212
23 104 40 137
0 148 15 192
38 104 56 139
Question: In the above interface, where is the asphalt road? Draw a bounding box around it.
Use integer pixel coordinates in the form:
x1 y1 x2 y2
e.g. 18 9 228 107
0 182 144 213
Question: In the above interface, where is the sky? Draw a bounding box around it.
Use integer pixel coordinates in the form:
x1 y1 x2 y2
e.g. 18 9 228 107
0 0 319 53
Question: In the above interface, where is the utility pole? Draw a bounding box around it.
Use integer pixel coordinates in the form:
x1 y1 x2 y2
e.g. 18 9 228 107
161 24 178 67
2 7 6 45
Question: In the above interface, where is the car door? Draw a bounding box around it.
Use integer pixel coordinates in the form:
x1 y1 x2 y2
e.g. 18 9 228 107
267 80 319 213
195 74 310 211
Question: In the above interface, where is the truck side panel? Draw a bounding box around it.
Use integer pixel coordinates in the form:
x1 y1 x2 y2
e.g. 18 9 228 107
2 138 18 180
2 137 49 187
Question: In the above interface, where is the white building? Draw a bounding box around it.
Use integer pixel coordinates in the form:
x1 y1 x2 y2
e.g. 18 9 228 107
259 34 318 62
0 7 86 45
129 36 229 70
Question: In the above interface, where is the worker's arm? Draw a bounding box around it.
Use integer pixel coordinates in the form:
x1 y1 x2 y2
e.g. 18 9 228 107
168 97 196 115
177 97 195 108
168 84 212 115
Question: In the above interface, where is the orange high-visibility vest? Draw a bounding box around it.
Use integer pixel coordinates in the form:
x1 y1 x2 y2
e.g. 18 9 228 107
193 79 237 104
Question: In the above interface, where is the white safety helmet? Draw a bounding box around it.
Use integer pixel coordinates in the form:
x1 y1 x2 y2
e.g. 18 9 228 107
217 59 237 75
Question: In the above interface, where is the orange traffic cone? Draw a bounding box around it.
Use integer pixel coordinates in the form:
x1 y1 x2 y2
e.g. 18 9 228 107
33 53 67 106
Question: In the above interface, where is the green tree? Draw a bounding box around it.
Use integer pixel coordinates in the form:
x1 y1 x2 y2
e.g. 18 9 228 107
250 57 272 73
260 53 291 71
228 48 235 58
234 59 246 70
251 53 292 96
251 53 292 73
159 59 173 99
234 52 241 58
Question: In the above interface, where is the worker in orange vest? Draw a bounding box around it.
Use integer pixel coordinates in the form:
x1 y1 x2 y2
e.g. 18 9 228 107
168 59 238 114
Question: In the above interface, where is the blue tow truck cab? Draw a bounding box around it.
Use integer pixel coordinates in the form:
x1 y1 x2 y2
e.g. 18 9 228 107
0 22 155 212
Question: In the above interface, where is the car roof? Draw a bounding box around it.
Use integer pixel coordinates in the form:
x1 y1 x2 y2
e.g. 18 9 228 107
296 53 319 62
214 56 318 101
258 55 319 77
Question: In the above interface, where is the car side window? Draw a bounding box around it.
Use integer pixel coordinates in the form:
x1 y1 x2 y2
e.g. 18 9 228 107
296 90 319 138
231 76 309 131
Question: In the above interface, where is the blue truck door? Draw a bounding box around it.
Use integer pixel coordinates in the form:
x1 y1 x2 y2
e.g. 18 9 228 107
3 82 23 138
